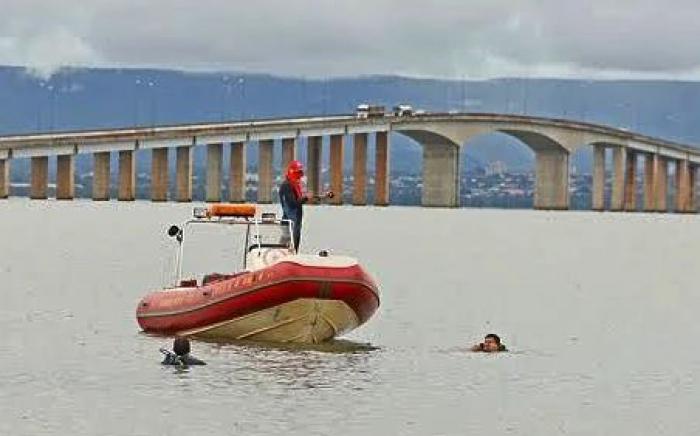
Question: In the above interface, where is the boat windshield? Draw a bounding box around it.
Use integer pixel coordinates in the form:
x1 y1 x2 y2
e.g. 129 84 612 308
248 221 294 252
171 216 294 287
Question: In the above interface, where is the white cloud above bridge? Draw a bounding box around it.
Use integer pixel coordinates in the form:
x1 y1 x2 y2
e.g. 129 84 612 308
2 0 700 80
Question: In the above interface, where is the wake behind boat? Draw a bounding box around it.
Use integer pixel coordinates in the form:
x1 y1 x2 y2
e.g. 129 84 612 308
136 204 380 344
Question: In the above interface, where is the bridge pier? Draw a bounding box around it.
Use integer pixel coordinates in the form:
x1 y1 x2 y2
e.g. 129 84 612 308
592 145 605 211
609 147 626 211
56 154 75 200
643 153 655 212
534 149 569 210
206 143 223 202
624 151 637 211
690 165 697 212
675 159 692 213
151 148 169 202
422 142 460 207
306 136 322 197
176 146 193 202
118 150 135 201
30 156 48 200
353 133 367 205
0 158 9 198
92 152 111 201
229 142 246 202
654 156 668 212
281 138 296 174
329 134 344 205
375 132 389 206
257 140 274 204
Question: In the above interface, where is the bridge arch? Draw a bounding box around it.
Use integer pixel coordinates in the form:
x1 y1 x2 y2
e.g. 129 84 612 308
395 129 460 207
394 122 573 208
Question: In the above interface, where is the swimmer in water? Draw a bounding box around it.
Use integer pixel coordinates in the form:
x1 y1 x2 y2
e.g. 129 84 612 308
160 337 206 366
470 333 508 353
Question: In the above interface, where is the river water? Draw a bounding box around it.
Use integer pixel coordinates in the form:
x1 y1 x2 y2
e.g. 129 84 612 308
2 199 700 435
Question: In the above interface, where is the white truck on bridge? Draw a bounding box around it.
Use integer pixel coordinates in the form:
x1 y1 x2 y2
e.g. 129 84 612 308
355 104 386 119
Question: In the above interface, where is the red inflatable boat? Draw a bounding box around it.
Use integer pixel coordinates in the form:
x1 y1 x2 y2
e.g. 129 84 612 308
136 204 380 343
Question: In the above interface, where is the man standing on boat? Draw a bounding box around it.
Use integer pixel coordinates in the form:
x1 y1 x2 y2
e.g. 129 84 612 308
279 160 308 252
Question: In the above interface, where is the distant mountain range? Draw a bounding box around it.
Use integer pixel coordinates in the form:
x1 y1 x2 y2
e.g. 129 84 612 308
2 65 699 179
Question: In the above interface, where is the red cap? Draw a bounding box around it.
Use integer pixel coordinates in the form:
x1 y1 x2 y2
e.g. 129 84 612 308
286 160 304 181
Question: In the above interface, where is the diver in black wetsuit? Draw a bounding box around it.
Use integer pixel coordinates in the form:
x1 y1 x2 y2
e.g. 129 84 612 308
160 337 206 366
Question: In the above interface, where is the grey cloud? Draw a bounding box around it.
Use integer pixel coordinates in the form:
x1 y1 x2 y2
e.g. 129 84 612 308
1 0 700 79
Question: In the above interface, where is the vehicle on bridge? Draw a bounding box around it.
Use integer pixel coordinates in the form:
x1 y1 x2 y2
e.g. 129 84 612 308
135 204 380 344
355 103 386 119
393 104 414 117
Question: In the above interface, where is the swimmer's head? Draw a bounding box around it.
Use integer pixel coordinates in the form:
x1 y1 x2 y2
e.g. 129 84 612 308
173 337 191 356
482 334 501 352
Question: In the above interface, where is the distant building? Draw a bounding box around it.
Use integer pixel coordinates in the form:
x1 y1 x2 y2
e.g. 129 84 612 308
485 161 508 176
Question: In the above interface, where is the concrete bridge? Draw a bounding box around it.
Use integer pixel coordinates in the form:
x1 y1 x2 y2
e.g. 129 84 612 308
0 112 698 212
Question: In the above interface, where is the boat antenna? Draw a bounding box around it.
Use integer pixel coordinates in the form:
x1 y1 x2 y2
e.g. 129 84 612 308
167 225 184 285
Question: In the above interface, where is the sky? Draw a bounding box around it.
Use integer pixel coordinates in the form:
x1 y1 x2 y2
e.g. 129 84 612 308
1 0 699 80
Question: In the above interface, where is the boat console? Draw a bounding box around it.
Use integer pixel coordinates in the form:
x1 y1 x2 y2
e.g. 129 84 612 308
166 204 296 287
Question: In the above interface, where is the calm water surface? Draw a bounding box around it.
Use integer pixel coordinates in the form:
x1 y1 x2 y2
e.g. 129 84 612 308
2 199 700 435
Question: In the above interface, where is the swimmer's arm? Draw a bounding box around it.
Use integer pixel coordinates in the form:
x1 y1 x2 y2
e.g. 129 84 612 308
186 356 207 365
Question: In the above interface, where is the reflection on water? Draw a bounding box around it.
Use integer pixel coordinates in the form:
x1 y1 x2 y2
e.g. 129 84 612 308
224 344 376 390
155 337 380 390
3 200 700 435
198 337 380 354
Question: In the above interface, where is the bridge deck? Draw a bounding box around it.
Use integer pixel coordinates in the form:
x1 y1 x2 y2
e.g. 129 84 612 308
0 113 698 161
